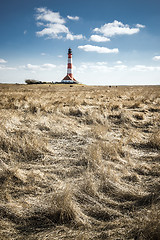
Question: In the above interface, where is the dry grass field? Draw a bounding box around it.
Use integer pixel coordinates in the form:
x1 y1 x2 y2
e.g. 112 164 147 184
0 84 160 240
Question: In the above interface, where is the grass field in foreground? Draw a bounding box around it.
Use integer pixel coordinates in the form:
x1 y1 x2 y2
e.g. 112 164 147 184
0 84 160 240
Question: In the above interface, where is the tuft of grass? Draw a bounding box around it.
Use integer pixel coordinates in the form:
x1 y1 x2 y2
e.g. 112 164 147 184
133 113 144 120
82 171 99 197
68 107 83 117
50 184 88 226
132 206 160 240
147 131 160 150
132 130 160 150
0 130 50 162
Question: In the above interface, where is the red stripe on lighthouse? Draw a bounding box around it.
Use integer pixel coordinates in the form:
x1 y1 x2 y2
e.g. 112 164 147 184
68 63 72 68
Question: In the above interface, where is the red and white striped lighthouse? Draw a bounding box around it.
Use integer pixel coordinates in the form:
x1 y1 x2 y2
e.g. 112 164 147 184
67 48 73 79
61 48 78 84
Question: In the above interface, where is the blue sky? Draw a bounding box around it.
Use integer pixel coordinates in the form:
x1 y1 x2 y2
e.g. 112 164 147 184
0 0 160 85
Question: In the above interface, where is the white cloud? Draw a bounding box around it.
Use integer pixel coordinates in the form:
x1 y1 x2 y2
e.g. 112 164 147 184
36 22 45 27
90 35 110 42
23 63 56 71
0 58 17 71
96 61 108 65
0 58 7 64
76 62 128 74
42 63 56 69
93 20 141 37
116 60 123 64
66 33 84 40
76 62 160 75
76 62 110 73
41 53 46 56
0 66 16 70
36 7 65 24
24 30 27 35
114 64 127 70
36 23 69 38
136 24 145 28
78 44 119 54
25 64 40 70
35 8 83 40
153 56 160 61
131 65 160 71
67 15 79 21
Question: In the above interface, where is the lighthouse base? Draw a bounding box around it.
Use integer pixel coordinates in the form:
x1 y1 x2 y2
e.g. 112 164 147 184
61 75 78 84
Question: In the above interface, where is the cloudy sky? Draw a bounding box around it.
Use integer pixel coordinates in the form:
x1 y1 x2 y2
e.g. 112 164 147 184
0 0 160 85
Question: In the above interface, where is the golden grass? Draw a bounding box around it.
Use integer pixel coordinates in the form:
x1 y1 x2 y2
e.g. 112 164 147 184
0 84 160 239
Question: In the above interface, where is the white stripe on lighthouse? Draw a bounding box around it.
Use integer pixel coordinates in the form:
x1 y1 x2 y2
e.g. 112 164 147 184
67 69 72 74
68 58 72 63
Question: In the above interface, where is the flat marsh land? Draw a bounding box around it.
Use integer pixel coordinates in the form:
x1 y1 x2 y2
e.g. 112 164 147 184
0 84 160 240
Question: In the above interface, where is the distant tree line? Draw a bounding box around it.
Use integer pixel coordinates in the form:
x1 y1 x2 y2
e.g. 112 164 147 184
25 79 49 84
25 79 78 85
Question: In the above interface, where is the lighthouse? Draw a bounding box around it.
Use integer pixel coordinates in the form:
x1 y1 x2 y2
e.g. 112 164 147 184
61 48 78 84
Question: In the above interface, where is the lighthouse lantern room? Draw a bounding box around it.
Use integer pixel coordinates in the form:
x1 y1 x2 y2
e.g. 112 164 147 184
61 48 78 84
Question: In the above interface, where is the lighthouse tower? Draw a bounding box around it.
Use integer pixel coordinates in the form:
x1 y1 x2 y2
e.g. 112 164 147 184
61 48 78 84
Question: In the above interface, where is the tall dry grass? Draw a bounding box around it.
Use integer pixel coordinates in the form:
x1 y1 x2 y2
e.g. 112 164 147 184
0 84 160 239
